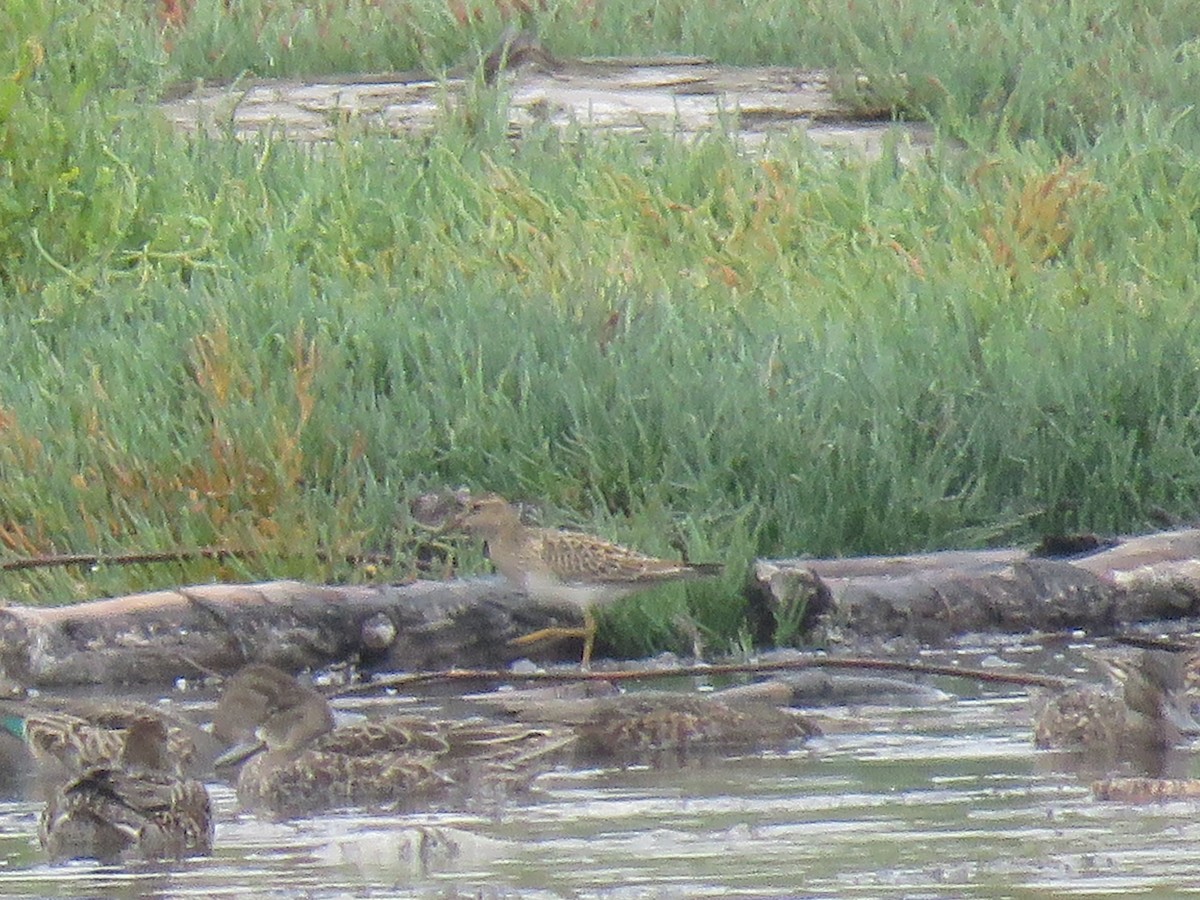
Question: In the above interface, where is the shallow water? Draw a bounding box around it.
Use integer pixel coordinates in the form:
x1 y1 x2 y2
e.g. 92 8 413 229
6 644 1200 899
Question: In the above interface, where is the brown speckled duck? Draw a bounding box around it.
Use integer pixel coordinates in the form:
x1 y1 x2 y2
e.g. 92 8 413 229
1034 648 1200 757
472 680 821 766
214 663 574 818
572 692 820 764
38 716 213 864
0 695 218 802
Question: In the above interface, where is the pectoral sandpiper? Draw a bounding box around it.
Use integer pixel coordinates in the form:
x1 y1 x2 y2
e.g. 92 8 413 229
450 493 723 669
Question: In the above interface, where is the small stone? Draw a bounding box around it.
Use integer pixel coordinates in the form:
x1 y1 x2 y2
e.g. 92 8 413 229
360 613 397 650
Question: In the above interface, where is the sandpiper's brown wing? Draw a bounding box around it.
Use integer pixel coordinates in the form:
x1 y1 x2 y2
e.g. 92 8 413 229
536 529 720 585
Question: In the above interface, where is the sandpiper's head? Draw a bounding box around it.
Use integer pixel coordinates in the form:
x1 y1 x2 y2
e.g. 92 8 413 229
214 664 335 754
450 493 523 538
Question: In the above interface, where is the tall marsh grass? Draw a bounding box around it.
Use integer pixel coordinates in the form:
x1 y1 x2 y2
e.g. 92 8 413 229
2 0 1200 655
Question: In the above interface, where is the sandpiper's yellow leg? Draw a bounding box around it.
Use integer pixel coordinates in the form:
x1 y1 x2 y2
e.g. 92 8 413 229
508 611 597 669
579 610 596 671
509 626 589 647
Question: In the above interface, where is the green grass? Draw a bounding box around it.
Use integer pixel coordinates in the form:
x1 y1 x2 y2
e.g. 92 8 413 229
3 0 1200 658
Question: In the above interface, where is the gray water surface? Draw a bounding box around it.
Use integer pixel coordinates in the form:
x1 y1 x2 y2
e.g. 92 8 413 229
5 646 1200 899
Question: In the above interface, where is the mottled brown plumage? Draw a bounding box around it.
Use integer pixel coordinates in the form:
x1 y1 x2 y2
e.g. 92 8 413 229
22 706 199 778
1033 649 1199 757
1092 776 1200 803
39 717 213 864
216 664 574 818
573 693 819 764
451 493 723 667
473 682 820 765
0 696 212 797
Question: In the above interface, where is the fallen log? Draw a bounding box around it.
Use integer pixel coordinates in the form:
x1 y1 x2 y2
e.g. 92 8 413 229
750 528 1200 644
0 578 581 687
157 57 936 162
3 527 1200 687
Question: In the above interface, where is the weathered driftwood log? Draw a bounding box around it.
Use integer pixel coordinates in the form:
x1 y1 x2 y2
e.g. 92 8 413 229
0 578 581 688
750 529 1200 644
157 59 935 162
4 528 1200 687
